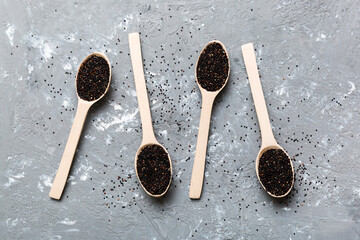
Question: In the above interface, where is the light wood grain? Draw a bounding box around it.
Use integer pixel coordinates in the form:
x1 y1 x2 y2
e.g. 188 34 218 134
189 92 216 199
189 41 230 199
128 32 172 197
49 52 111 200
49 100 91 199
128 33 157 145
241 43 277 148
241 43 294 198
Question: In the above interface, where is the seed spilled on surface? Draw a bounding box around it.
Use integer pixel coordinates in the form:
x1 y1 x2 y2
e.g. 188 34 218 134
196 42 229 91
258 149 293 196
136 144 171 195
77 55 110 101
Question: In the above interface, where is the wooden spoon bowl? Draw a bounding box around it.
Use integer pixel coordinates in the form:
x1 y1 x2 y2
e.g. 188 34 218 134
255 144 294 198
75 52 112 103
134 143 172 198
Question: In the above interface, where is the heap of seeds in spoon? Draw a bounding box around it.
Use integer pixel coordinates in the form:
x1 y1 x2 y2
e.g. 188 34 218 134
258 149 293 196
77 55 110 101
196 42 229 91
136 144 171 195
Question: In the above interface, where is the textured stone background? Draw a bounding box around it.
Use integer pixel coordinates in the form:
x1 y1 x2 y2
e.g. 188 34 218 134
1 0 360 239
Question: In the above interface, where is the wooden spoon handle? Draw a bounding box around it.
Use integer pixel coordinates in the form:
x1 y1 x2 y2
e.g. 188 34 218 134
242 43 276 147
128 32 156 144
189 94 215 199
49 100 91 200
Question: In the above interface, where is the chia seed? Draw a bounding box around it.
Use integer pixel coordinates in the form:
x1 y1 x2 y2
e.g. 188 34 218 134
258 149 293 196
196 42 229 91
76 55 110 101
136 144 171 195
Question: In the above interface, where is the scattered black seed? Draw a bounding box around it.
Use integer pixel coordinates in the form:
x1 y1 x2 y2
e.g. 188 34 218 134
27 20 330 231
136 144 171 195
258 149 293 196
76 55 110 101
196 42 229 91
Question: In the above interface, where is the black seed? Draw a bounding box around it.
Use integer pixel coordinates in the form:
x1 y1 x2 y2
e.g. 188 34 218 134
196 42 229 91
136 144 171 195
76 55 110 101
258 149 293 196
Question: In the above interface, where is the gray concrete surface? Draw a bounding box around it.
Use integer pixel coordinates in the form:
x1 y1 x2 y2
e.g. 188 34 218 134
1 0 360 239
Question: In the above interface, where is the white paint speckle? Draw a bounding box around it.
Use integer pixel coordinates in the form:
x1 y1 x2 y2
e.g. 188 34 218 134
106 134 113 145
79 173 88 181
68 176 76 185
12 172 25 179
76 163 95 181
84 134 96 141
4 162 25 189
65 33 77 43
37 182 44 192
40 174 53 187
27 35 56 61
110 102 123 110
60 218 76 225
6 218 18 227
28 64 34 74
159 130 168 138
353 188 360 198
108 14 134 39
348 81 355 95
65 229 80 232
63 63 72 71
62 98 71 108
43 44 54 60
316 32 327 42
3 71 10 79
50 235 62 240
6 24 15 46
4 177 17 188
94 109 138 132
274 84 290 97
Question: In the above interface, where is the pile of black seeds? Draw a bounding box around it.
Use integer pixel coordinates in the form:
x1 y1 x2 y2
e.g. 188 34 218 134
258 149 293 196
196 42 229 91
76 55 110 101
136 144 171 195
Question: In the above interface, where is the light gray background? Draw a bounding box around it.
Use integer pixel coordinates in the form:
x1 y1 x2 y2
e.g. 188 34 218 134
1 0 360 239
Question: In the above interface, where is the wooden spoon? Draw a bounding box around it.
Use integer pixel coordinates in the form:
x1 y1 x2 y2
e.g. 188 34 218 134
241 43 294 198
189 41 230 199
128 32 172 197
49 52 111 200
